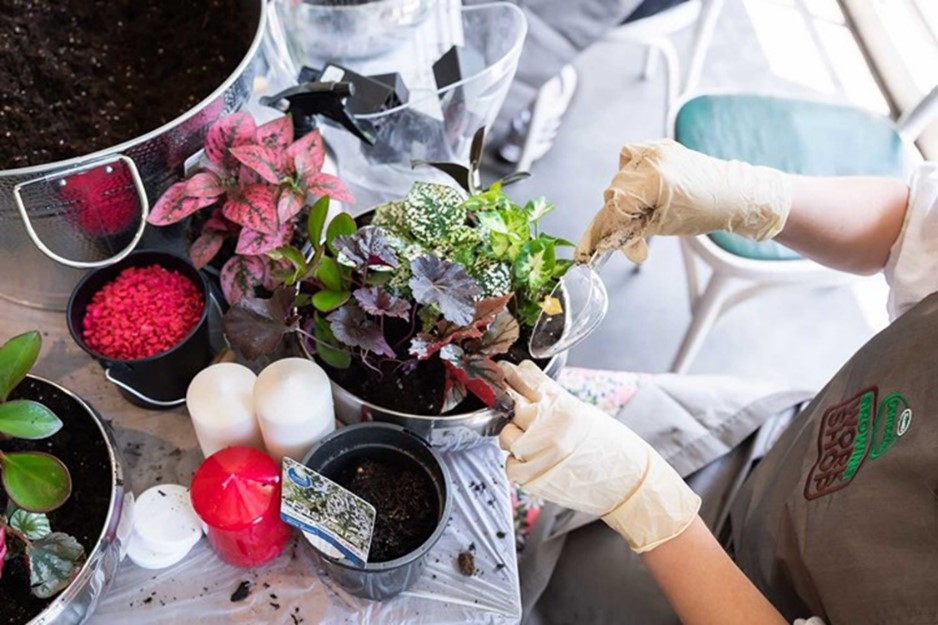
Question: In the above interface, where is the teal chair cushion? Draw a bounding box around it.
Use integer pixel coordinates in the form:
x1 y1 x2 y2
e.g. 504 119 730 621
674 94 913 261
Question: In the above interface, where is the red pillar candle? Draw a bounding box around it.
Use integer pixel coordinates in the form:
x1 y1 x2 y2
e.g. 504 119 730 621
190 446 292 568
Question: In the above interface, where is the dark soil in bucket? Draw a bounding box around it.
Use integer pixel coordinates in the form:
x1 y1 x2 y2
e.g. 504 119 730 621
318 319 560 416
332 456 437 563
0 378 113 625
0 0 254 169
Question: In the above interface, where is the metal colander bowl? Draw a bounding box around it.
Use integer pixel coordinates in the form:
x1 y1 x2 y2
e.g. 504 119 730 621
0 0 267 311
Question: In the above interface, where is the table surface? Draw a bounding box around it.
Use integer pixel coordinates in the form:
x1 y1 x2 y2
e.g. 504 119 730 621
0 295 522 624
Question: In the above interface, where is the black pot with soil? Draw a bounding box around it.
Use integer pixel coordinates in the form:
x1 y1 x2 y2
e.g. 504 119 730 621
0 377 127 625
302 423 452 601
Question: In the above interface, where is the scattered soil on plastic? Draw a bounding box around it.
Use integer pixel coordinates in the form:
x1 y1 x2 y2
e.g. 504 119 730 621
457 551 476 576
0 0 253 169
230 580 252 602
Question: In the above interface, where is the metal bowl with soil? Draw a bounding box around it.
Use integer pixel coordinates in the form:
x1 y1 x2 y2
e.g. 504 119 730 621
0 0 267 311
0 377 128 625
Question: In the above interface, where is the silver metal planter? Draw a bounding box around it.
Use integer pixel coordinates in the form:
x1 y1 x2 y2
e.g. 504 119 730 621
0 0 267 310
19 376 131 625
328 353 567 452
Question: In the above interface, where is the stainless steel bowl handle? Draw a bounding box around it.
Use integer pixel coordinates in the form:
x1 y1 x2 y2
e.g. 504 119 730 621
104 368 186 408
12 154 150 269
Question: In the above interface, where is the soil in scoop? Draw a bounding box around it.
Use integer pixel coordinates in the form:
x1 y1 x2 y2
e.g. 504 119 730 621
0 0 254 169
320 317 561 416
0 378 114 625
332 456 438 563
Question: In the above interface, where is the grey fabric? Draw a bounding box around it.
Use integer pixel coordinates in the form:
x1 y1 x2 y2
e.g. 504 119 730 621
518 374 811 624
732 292 938 625
466 0 645 143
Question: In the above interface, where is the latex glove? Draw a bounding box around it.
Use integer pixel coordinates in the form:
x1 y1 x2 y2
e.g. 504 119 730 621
575 139 793 263
499 361 701 553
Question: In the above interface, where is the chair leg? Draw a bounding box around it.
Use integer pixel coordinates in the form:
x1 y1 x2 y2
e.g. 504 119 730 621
679 237 701 312
670 271 732 374
642 45 659 80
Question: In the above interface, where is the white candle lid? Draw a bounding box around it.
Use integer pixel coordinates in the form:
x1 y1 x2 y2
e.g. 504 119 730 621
186 363 257 426
132 484 204 555
254 358 332 425
126 531 193 570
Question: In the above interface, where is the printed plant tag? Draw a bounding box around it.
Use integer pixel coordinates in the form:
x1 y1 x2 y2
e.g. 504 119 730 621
280 457 375 567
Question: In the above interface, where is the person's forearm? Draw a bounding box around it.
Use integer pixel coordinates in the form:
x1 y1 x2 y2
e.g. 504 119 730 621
641 517 787 625
774 176 910 275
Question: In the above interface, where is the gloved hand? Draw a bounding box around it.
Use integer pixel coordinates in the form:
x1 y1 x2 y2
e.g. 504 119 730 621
499 361 701 553
575 139 793 263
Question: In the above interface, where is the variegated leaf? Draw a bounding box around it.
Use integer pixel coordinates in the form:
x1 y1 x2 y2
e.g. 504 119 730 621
220 255 267 305
147 182 198 225
185 172 225 198
256 115 294 152
305 172 354 203
289 129 325 176
205 112 256 170
221 184 279 235
230 144 282 184
190 232 225 269
236 220 294 256
277 187 304 223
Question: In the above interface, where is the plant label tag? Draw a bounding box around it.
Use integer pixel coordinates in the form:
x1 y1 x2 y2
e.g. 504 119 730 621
280 457 375 567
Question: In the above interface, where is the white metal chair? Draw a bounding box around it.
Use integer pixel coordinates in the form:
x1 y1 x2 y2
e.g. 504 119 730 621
669 86 938 374
513 0 726 172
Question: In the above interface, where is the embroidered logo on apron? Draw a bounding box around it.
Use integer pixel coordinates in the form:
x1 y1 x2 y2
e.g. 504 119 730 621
804 387 911 500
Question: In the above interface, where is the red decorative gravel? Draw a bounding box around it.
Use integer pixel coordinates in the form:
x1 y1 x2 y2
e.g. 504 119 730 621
82 264 204 360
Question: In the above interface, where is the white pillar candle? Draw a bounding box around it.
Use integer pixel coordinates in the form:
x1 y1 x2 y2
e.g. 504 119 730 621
253 358 336 464
186 363 264 458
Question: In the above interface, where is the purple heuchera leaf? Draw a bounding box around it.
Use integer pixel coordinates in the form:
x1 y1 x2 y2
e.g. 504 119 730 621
305 172 354 203
288 129 325 176
220 255 267 305
205 112 256 171
190 232 225 269
230 144 282 184
409 255 480 325
222 287 296 360
235 220 294 256
327 304 395 358
353 286 410 319
333 226 398 270
222 183 279 235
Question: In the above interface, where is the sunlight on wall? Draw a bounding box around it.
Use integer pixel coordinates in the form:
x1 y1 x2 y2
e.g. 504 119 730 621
742 0 889 113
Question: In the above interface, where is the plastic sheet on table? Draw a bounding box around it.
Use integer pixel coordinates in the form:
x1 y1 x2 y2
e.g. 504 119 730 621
92 441 521 625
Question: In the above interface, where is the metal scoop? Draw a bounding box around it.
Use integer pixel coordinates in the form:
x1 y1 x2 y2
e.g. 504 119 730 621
528 251 612 359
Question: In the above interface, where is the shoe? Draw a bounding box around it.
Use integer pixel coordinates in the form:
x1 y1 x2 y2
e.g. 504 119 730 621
498 64 579 170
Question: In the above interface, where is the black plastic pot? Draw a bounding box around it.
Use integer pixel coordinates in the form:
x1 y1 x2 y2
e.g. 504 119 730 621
302 423 453 600
66 249 213 410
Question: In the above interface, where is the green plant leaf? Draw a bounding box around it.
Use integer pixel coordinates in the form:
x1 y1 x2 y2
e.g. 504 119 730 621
312 316 352 369
0 401 61 440
312 290 351 313
524 197 555 222
267 246 307 285
307 195 330 250
25 532 85 599
316 257 343 291
515 239 556 291
0 331 40 402
538 233 574 248
325 213 357 254
1 452 71 513
9 508 51 540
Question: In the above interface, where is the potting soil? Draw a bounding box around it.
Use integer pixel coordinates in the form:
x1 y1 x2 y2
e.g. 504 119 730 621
0 0 253 169
333 458 437 563
0 378 113 624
